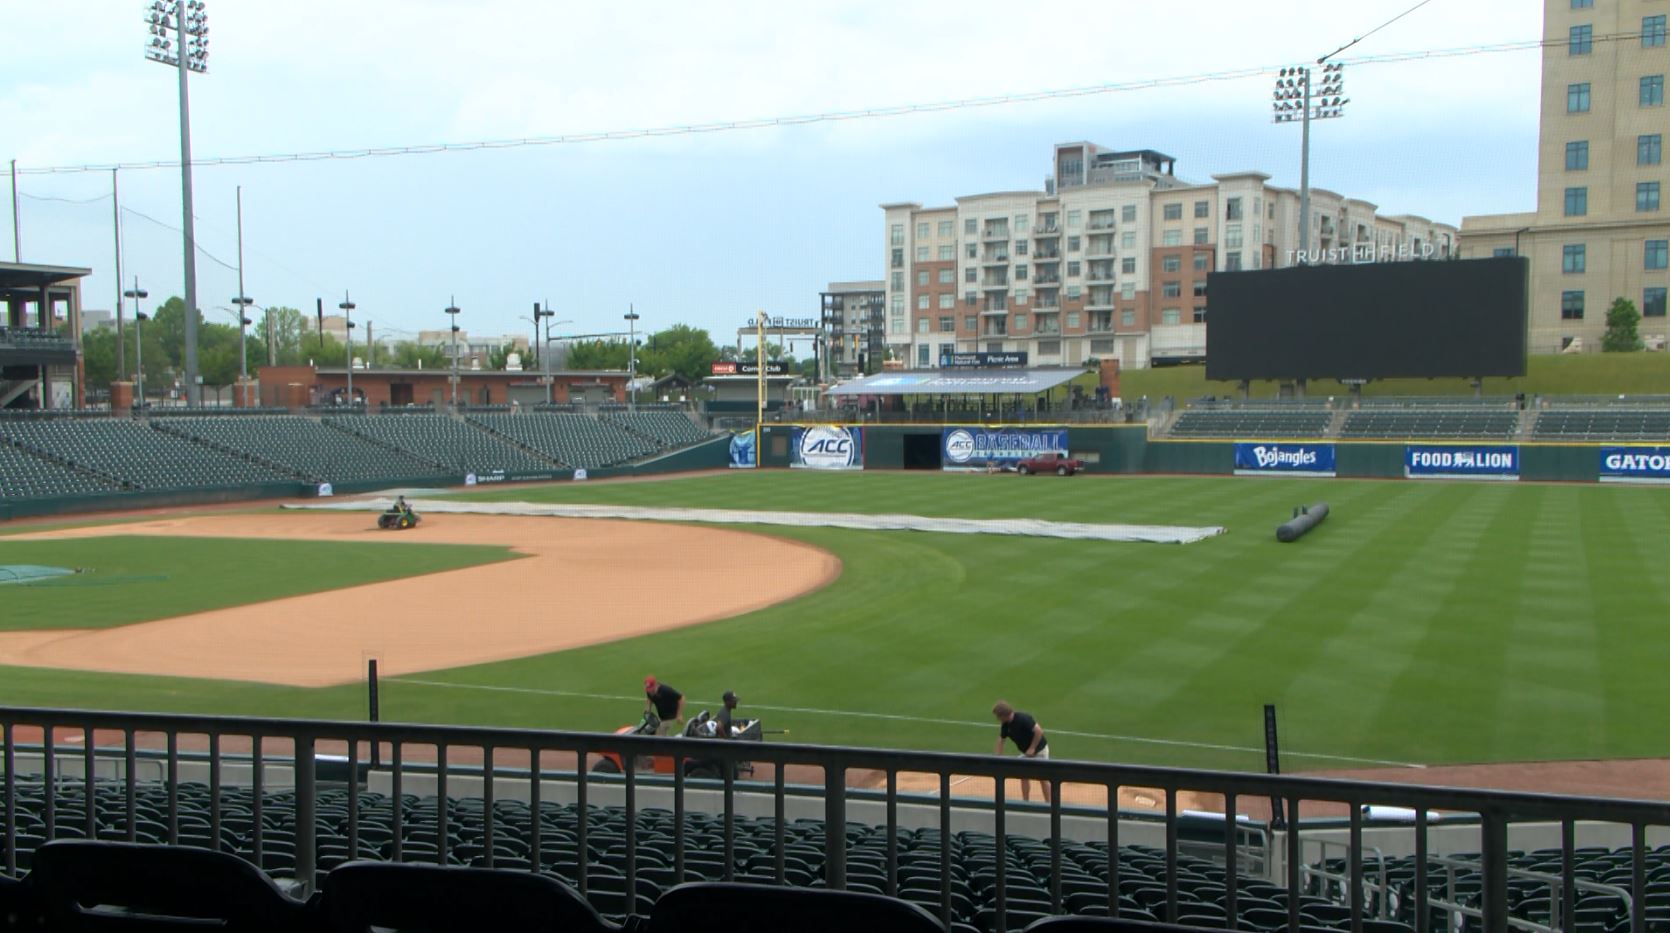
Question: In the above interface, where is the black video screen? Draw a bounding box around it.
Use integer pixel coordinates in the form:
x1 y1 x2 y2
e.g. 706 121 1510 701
1205 257 1528 381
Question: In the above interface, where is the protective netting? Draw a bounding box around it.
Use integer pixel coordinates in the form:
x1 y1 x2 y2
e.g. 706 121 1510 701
288 498 1226 545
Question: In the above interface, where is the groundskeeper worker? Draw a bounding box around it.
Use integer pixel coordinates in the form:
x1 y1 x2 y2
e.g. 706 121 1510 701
992 700 1053 804
644 676 685 735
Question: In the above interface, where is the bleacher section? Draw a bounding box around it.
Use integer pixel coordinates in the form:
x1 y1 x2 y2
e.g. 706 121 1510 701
1533 409 1670 442
154 416 448 485
0 440 122 499
0 418 295 490
468 412 659 469
603 410 714 448
325 414 560 476
1340 410 1520 440
1167 410 1333 439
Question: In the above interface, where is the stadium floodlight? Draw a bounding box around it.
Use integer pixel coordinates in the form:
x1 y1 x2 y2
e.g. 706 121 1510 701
445 299 461 409
1271 61 1348 263
624 305 640 413
339 292 357 406
143 0 210 406
123 279 149 404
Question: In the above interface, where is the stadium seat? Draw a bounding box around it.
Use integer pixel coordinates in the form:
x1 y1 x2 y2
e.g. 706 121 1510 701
646 881 946 933
1021 918 1226 933
321 860 618 932
0 871 44 929
27 839 316 932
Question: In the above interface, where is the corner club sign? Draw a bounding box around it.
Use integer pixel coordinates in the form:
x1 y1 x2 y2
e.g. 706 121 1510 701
791 425 864 470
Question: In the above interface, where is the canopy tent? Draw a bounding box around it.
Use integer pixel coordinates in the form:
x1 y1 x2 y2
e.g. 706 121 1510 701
825 368 1084 397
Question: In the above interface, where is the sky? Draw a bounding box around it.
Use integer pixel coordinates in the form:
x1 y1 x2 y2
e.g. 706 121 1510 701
3 0 1545 352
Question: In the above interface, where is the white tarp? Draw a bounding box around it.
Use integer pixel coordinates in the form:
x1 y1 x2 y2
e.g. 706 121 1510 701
288 498 1226 545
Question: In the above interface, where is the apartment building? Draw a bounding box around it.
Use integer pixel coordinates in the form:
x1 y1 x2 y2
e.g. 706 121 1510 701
819 280 885 378
1459 0 1669 352
884 143 1456 370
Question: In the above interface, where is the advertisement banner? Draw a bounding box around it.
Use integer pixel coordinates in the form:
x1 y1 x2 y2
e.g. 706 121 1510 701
941 426 1069 471
1598 446 1670 483
1404 445 1519 480
727 431 756 469
1232 442 1337 477
790 425 863 470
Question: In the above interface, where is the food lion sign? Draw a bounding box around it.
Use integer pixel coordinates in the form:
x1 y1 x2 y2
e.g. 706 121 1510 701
1233 443 1337 477
1599 447 1670 484
1404 445 1519 481
790 425 864 470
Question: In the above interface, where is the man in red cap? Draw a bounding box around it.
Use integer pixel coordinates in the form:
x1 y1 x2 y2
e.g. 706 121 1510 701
644 676 685 735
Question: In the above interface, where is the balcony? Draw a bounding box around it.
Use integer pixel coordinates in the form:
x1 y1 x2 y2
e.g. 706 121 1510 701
980 303 1009 315
1033 248 1060 260
1086 269 1117 285
980 254 1011 265
1033 224 1060 237
1087 219 1117 231
1033 301 1061 312
982 227 1010 241
1033 274 1061 286
1088 317 1116 334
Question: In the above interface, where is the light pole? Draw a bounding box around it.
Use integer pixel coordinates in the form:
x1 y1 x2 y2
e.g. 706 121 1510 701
124 280 149 408
445 298 461 409
230 295 253 382
624 305 640 412
143 0 209 406
339 292 356 407
1272 62 1347 263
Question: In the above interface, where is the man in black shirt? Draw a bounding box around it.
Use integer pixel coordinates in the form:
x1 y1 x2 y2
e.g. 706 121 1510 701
992 700 1052 803
716 690 740 737
644 676 685 735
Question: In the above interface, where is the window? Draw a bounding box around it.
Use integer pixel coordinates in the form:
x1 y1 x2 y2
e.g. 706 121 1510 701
916 222 929 239
1647 239 1668 270
939 269 953 285
890 224 904 246
1162 282 1182 298
1067 236 1081 252
1162 230 1182 247
1644 287 1668 318
891 248 903 269
1643 75 1665 107
939 316 954 332
917 295 929 311
1193 253 1209 271
1163 203 1182 221
964 218 977 235
1193 281 1208 298
1226 253 1243 271
1194 227 1208 245
1570 24 1592 55
1161 309 1181 325
1565 187 1588 217
1066 312 1080 329
890 295 903 313
1013 313 1028 330
939 294 954 310
1561 290 1585 320
1493 247 1516 258
1193 307 1207 324
1568 82 1591 113
1014 215 1029 233
1162 255 1181 273
1572 0 1591 7
1067 210 1082 229
1016 265 1029 281
966 268 976 283
938 245 954 261
1121 310 1136 327
938 220 953 237
1120 231 1136 250
1194 201 1209 218
964 315 977 331
1566 140 1589 170
1226 197 1243 220
1121 257 1136 274
1639 182 1661 212
1016 240 1028 256
1066 261 1080 277
1066 285 1082 300
1563 243 1586 274
1640 134 1662 165
891 271 904 290
1038 340 1061 356
965 291 977 305
1645 15 1667 48
1225 224 1244 248
966 243 978 260
917 270 929 286
1121 282 1136 300
916 246 929 261
917 344 930 366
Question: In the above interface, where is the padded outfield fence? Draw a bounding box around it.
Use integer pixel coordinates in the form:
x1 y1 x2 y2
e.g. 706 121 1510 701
4 707 1669 933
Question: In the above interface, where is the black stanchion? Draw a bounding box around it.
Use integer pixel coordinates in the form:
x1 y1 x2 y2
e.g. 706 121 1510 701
368 658 380 769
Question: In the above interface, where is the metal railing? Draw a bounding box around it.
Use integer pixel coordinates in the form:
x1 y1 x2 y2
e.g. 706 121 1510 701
3 707 1669 933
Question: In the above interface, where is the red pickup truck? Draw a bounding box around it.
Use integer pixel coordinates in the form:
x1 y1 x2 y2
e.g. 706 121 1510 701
1015 452 1084 476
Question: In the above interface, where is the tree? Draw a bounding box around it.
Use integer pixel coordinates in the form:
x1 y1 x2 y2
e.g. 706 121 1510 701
387 341 447 370
253 305 310 366
1603 297 1645 352
638 324 720 383
565 338 631 370
487 342 518 371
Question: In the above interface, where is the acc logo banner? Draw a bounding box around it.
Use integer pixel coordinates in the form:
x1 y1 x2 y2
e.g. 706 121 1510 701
1232 443 1336 477
791 425 863 470
1599 446 1670 483
728 431 756 469
1404 445 1519 480
940 426 1069 471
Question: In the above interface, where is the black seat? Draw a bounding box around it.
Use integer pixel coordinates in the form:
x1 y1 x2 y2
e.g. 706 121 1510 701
647 881 946 933
1022 918 1227 933
321 861 617 932
28 839 315 932
0 871 45 928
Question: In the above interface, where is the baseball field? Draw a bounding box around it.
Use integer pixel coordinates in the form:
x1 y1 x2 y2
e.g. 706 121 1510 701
2 470 1666 776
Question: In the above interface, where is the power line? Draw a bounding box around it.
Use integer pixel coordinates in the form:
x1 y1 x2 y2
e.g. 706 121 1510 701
12 33 1610 177
119 205 240 274
1321 0 1442 63
20 192 113 204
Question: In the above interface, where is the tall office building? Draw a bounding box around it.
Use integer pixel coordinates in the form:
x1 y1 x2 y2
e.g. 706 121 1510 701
883 143 1456 370
1459 0 1669 351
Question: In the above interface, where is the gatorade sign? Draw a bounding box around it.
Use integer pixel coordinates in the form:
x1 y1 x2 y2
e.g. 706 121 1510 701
1599 447 1670 483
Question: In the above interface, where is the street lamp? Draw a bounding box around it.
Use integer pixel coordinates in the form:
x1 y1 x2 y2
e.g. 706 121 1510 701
339 292 356 407
143 0 210 406
124 279 149 408
624 305 640 413
445 298 461 409
1272 62 1347 263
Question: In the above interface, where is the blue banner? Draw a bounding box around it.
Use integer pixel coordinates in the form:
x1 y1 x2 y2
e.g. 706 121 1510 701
941 426 1069 471
727 431 756 469
1232 442 1337 477
1599 446 1670 483
790 425 864 470
1404 445 1519 480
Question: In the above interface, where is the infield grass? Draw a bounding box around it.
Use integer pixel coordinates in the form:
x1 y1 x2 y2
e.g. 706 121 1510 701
5 473 1668 772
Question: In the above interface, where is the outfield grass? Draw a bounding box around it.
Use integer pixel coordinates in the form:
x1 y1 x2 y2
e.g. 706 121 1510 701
7 473 1668 773
0 535 519 631
1120 353 1670 401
